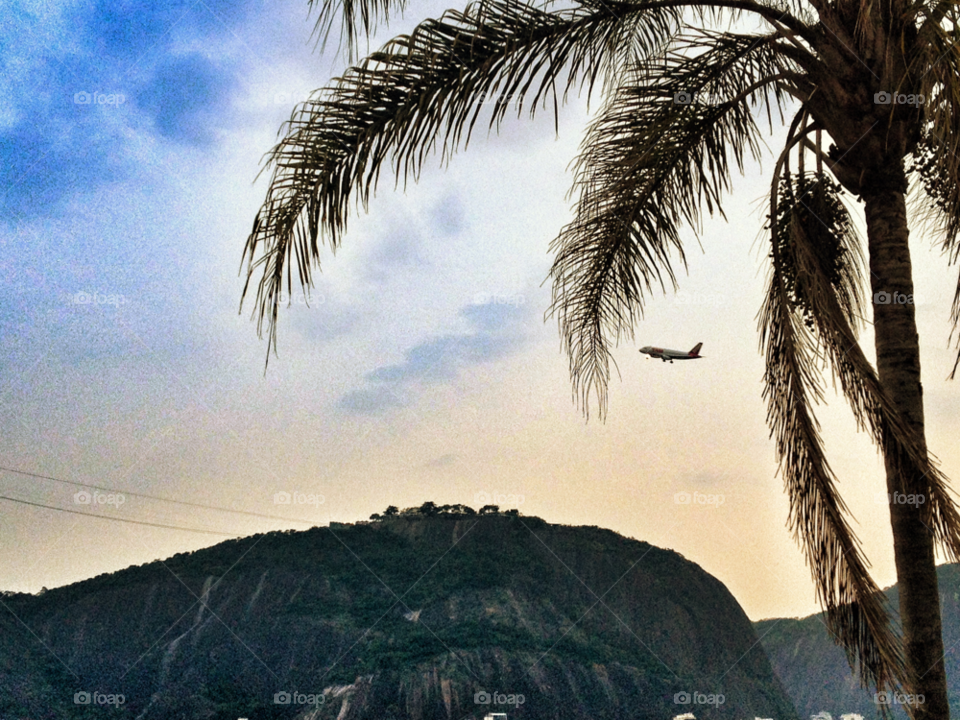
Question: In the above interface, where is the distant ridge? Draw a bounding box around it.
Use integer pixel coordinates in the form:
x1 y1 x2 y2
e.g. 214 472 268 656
755 563 960 719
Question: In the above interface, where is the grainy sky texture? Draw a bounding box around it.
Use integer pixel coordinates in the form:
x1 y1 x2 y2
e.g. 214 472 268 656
2 0 959 621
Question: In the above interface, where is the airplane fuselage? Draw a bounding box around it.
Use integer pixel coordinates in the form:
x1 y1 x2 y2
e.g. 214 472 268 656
639 343 703 363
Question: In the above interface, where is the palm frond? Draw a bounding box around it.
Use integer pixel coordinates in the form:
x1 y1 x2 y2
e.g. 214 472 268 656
242 0 683 357
777 167 960 576
912 50 960 248
767 165 960 695
548 31 790 417
804 243 960 571
307 0 408 58
771 171 865 327
911 9 960 375
762 170 907 697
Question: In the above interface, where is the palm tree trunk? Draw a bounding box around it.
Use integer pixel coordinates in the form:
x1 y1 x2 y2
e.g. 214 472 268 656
863 182 950 720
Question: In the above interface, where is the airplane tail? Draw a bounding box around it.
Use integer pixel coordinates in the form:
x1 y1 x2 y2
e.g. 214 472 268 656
688 342 703 357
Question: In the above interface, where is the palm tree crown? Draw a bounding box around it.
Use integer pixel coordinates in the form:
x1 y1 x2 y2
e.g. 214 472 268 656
241 0 960 713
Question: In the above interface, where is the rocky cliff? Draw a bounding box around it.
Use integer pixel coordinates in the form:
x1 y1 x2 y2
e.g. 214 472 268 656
2 512 798 720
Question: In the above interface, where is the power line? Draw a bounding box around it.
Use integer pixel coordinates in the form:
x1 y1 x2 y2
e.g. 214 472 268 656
0 465 317 525
0 495 238 536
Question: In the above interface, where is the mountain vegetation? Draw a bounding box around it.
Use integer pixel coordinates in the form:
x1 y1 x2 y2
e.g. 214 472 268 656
2 511 797 719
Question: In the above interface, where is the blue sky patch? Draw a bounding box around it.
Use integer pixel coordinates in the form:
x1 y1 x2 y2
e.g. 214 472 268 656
0 0 246 220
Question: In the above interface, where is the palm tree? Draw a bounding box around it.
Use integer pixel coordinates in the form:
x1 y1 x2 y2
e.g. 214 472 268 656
241 0 960 714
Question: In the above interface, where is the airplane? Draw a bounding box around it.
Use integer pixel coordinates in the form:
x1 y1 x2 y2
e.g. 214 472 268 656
639 342 703 363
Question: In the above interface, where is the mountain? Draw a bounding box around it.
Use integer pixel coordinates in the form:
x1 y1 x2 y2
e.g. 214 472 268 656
1 509 798 720
755 563 960 719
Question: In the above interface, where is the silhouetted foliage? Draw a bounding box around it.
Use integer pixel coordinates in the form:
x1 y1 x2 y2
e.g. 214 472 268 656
370 502 512 520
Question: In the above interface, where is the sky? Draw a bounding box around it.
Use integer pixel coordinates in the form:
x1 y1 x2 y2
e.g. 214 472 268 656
1 0 959 624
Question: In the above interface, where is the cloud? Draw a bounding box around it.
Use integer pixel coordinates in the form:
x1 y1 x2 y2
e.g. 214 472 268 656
0 0 248 220
139 53 235 145
362 227 430 283
430 193 465 236
339 386 408 415
689 470 726 487
338 302 529 415
426 453 458 468
78 0 242 59
359 191 465 283
286 299 362 345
